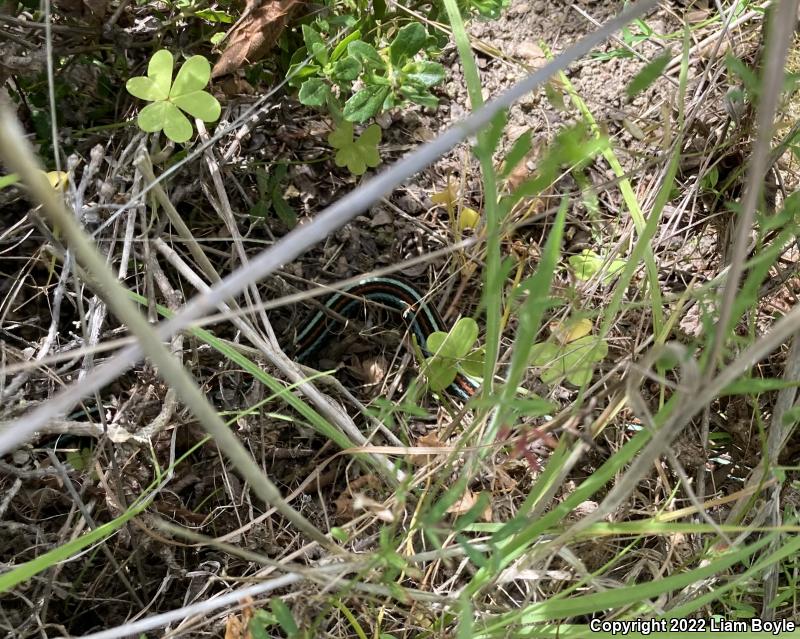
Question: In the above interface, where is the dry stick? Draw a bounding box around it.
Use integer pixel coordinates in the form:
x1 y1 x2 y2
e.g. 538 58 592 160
705 0 800 375
0 0 659 456
0 105 337 551
77 574 305 639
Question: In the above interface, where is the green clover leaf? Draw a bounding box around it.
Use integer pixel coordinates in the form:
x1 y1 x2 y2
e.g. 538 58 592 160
126 49 173 101
328 121 381 176
531 335 608 387
126 50 221 144
568 249 626 284
425 317 479 392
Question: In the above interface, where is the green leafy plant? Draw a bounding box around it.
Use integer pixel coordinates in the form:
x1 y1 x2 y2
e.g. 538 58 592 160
290 22 446 123
249 599 300 639
626 51 671 98
424 317 483 392
250 164 298 227
530 318 608 387
126 50 221 143
455 0 510 19
592 18 656 61
66 447 93 472
328 121 381 175
569 249 626 284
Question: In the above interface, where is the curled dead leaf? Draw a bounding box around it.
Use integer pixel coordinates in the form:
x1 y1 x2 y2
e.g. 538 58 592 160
446 487 477 516
212 0 304 78
410 431 445 466
352 493 395 522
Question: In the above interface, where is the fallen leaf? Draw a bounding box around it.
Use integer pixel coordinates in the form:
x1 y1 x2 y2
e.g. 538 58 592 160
458 207 480 230
225 613 245 639
431 180 458 209
334 492 355 521
352 493 395 522
505 155 532 191
446 487 477 515
411 431 445 466
348 356 388 388
212 0 304 78
216 75 256 96
515 41 545 65
550 318 593 345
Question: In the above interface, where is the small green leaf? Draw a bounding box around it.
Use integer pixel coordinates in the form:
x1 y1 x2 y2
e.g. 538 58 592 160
299 77 331 106
66 448 92 471
0 174 20 190
126 76 168 102
500 131 532 179
449 317 479 358
626 52 671 98
249 610 276 639
331 56 361 82
251 199 270 218
162 105 193 143
331 29 361 61
461 346 485 378
343 85 390 122
347 40 384 68
330 527 349 542
725 53 759 95
399 85 439 108
170 55 211 98
286 61 321 88
425 356 458 392
529 341 559 367
475 109 507 157
127 50 220 143
561 336 606 386
137 101 171 133
148 49 173 99
197 8 232 22
389 22 427 66
311 43 328 66
721 378 800 396
172 90 221 121
270 598 298 637
302 25 328 65
403 60 445 87
328 121 382 175
271 188 297 228
508 395 556 417
248 620 271 639
569 249 625 284
328 120 353 149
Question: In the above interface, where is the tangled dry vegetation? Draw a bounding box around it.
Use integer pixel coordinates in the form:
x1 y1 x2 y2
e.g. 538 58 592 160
2 0 800 637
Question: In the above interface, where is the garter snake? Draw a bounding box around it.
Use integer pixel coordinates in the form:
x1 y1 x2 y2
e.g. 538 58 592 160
294 277 479 399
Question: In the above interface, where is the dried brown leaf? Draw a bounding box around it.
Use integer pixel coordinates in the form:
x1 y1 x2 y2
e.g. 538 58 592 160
212 0 303 78
446 487 477 516
225 613 245 639
410 431 444 466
